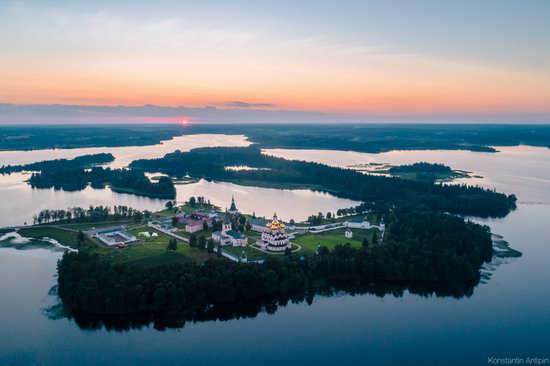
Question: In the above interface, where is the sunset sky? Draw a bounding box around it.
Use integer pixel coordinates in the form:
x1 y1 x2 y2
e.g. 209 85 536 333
1 0 549 123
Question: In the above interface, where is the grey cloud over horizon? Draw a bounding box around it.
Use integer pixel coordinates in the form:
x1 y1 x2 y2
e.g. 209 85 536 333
0 103 548 125
225 101 276 108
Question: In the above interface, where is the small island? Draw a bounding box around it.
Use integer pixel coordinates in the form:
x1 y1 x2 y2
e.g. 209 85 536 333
1 154 177 198
0 153 115 174
387 162 471 182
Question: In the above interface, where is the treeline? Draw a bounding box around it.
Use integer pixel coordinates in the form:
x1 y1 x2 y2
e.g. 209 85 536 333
0 153 114 174
33 205 151 224
57 208 490 316
181 123 550 153
0 124 184 151
130 146 516 217
389 162 452 173
29 166 176 199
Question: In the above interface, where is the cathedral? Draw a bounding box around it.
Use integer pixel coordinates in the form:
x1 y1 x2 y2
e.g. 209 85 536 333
260 213 291 252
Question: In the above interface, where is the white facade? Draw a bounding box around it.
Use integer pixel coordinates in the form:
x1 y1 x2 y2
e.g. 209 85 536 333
346 220 372 229
260 213 291 252
345 228 353 239
211 215 247 246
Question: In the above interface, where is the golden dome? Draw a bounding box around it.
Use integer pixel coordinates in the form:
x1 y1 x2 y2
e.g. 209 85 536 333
266 212 285 230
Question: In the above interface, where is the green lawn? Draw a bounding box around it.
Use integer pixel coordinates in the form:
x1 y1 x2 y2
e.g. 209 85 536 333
175 227 213 239
99 227 212 265
17 225 213 266
153 203 217 218
56 220 137 231
293 227 378 253
223 245 266 261
17 227 95 250
151 208 177 218
0 229 14 236
246 231 261 244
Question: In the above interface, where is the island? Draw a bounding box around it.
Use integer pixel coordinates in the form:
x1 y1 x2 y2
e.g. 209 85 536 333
3 190 498 327
131 146 516 217
0 145 520 327
0 153 115 174
387 162 470 182
1 154 176 198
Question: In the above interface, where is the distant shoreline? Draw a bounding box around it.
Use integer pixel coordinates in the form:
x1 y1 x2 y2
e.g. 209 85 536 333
1 124 550 153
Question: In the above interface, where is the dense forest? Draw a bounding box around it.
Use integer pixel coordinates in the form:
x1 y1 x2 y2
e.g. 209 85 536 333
57 207 490 318
0 124 184 150
32 205 150 225
389 162 452 173
0 153 114 174
29 166 176 199
131 146 516 217
2 124 550 153
180 124 550 153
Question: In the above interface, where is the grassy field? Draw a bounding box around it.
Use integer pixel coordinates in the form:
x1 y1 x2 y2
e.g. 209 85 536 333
17 227 94 249
56 220 136 231
16 225 213 266
99 227 212 265
154 203 217 218
223 245 266 261
246 231 261 244
0 229 14 236
174 227 214 239
293 227 378 253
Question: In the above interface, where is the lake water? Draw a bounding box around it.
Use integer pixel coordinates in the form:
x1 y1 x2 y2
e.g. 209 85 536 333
1 140 549 365
0 135 357 226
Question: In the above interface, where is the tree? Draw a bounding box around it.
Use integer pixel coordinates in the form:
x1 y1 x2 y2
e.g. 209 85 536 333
362 237 369 248
284 247 291 256
207 239 215 254
188 196 197 207
165 201 174 209
216 244 222 257
77 230 85 244
203 221 209 231
172 216 178 226
372 231 378 245
189 234 197 248
167 238 177 251
239 216 246 225
198 235 206 250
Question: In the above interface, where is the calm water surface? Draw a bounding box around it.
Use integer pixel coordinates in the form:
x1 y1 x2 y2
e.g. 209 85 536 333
0 142 549 365
0 135 356 226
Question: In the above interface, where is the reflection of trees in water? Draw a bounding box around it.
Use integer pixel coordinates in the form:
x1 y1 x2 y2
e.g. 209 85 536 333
48 280 477 332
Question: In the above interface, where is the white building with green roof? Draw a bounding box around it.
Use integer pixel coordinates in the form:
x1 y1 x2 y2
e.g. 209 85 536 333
211 211 247 246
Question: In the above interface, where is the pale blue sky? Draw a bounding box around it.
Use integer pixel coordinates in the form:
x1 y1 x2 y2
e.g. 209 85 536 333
1 0 549 123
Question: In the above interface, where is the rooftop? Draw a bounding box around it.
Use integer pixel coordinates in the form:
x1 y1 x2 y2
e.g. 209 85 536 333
226 230 244 239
